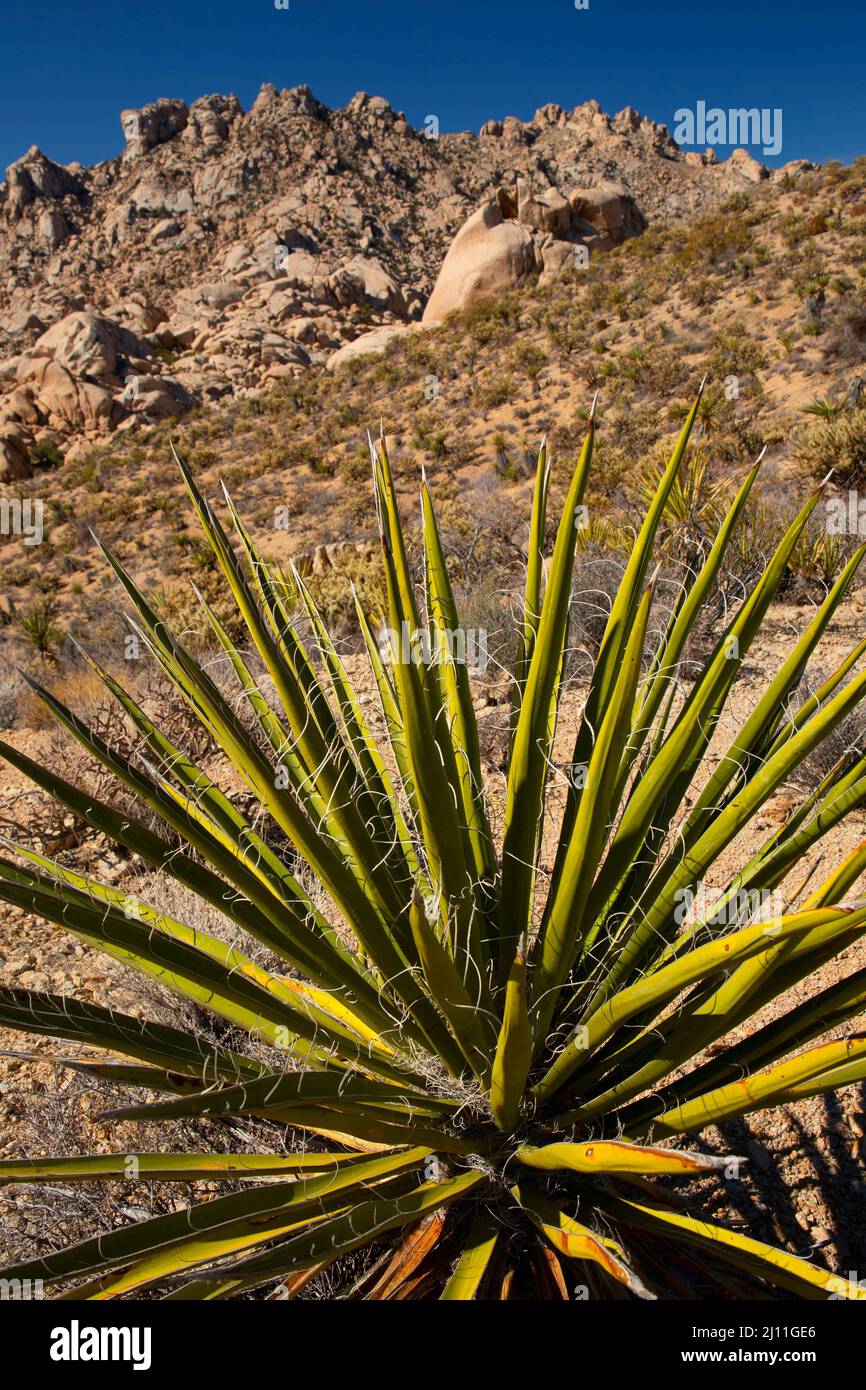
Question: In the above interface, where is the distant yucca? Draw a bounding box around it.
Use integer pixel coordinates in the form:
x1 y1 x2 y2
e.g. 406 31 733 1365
2 388 866 1300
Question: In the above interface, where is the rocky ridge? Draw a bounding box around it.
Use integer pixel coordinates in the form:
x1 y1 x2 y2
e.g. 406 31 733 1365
0 85 809 479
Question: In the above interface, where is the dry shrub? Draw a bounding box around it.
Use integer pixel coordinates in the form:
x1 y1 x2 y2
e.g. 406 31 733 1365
794 407 866 486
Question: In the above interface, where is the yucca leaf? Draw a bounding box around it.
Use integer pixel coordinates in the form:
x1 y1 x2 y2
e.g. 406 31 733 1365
510 439 551 737
0 733 383 1022
91 537 430 994
626 458 762 773
439 1212 500 1300
0 856 408 1078
408 893 494 1080
575 477 832 1006
65 1163 434 1300
559 909 866 1123
545 395 702 918
561 897 866 1127
536 905 865 1102
0 986 263 1085
11 659 391 1021
678 539 866 841
648 1035 866 1135
353 586 422 821
187 1170 484 1284
0 1148 434 1291
533 580 653 1034
691 757 866 937
0 1152 371 1183
514 1140 744 1177
421 477 495 887
618 959 866 1139
589 654 866 1005
359 1208 447 1299
489 945 533 1132
176 454 408 915
592 1189 866 1299
98 1068 453 1122
291 561 423 887
764 635 866 759
499 413 595 972
379 506 482 990
513 1183 655 1299
16 666 429 1035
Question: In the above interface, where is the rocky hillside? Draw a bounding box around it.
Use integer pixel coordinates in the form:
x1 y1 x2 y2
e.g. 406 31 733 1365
0 84 808 479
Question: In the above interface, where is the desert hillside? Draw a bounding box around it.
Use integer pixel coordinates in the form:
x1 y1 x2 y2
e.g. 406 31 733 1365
1 83 794 451
0 92 864 662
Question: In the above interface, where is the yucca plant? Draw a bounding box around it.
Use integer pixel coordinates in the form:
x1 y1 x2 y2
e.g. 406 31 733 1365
635 443 729 532
3 389 866 1301
15 596 64 662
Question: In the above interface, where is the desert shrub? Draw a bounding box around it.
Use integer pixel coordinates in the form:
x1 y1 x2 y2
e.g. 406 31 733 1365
707 322 768 379
473 374 515 410
794 407 866 485
457 293 522 346
31 440 64 469
567 545 628 662
276 551 386 639
782 209 831 245
674 211 753 268
829 307 866 363
15 597 64 661
0 669 23 729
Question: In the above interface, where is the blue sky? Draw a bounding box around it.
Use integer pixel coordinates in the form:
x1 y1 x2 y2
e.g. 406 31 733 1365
1 0 863 173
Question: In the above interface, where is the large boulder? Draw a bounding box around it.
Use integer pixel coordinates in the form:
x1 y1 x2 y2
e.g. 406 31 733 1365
4 146 84 221
537 236 592 281
128 173 195 215
515 181 572 234
114 375 192 420
323 256 408 316
566 181 644 243
13 312 159 433
719 149 769 184
15 360 115 432
102 295 165 335
326 324 420 370
773 159 815 181
0 386 42 427
174 280 248 312
422 201 538 324
18 312 152 386
184 94 242 148
0 424 33 481
120 98 189 158
36 208 72 251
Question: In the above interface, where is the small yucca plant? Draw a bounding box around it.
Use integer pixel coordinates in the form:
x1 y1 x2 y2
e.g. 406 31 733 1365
3 389 866 1300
